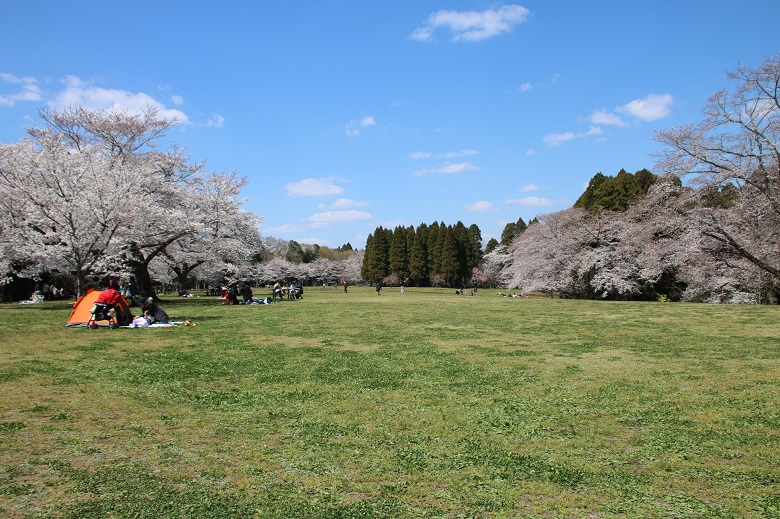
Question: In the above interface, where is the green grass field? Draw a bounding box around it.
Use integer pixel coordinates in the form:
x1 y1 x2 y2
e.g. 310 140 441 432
1 286 779 518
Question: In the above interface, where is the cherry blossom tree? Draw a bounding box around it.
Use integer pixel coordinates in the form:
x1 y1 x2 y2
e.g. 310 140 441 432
0 106 265 297
158 170 264 291
654 53 780 301
0 125 147 296
480 245 511 288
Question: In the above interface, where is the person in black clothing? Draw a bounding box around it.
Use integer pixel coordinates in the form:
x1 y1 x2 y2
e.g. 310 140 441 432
239 283 254 304
142 298 169 324
227 284 240 305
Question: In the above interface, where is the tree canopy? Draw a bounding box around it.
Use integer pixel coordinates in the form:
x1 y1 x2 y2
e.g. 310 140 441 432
574 168 658 212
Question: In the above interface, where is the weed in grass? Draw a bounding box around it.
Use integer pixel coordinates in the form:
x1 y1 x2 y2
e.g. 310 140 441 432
0 421 26 434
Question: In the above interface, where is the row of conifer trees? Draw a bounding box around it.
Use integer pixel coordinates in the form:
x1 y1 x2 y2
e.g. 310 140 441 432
361 221 484 287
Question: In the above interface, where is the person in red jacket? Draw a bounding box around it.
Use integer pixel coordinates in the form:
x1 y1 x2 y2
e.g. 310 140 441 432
96 278 122 307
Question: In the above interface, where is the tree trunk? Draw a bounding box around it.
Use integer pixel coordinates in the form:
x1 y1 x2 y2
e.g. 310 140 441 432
124 244 156 300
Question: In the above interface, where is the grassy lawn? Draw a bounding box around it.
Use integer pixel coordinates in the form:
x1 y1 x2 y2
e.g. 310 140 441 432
1 286 779 518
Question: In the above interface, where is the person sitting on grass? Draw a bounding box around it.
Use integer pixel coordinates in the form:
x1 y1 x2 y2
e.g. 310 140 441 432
222 284 240 305
239 282 254 304
142 297 169 324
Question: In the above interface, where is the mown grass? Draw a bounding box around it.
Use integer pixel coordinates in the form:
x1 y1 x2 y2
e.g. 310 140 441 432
1 286 779 518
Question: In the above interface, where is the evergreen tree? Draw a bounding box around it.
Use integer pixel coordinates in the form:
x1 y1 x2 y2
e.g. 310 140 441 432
409 223 429 285
285 240 304 263
427 221 440 278
361 227 391 282
484 237 499 254
389 226 409 278
574 172 607 211
468 223 484 269
575 169 658 212
432 223 448 277
439 227 460 286
500 217 527 245
453 221 472 283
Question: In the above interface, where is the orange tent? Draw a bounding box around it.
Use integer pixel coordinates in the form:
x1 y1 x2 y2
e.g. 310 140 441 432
65 288 134 328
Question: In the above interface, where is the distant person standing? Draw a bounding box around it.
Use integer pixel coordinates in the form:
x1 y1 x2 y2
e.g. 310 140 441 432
343 280 348 293
400 279 405 294
375 281 382 295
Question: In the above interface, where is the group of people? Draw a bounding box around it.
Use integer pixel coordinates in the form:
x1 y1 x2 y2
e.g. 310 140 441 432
220 282 274 305
42 284 70 300
95 278 170 326
272 281 303 300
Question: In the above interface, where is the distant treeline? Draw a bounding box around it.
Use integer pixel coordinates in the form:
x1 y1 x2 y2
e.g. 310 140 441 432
361 221 483 287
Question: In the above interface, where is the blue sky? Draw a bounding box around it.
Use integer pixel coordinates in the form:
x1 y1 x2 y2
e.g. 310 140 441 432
2 1 778 248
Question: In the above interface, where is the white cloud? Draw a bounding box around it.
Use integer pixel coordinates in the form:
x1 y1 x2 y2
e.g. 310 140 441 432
306 210 372 228
519 82 533 92
543 126 602 148
409 149 478 160
618 93 673 121
0 73 42 107
329 198 369 209
345 115 376 137
50 76 189 123
171 95 185 106
285 177 346 197
590 108 625 127
414 161 478 177
505 196 553 207
411 5 530 42
520 184 540 192
465 201 494 212
207 114 225 128
525 148 536 156
262 223 306 234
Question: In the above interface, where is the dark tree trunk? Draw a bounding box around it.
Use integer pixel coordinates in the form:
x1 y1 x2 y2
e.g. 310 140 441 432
125 243 156 300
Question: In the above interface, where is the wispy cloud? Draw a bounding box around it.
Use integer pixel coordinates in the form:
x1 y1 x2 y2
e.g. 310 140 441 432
409 149 478 160
520 184 541 192
543 126 602 148
617 93 673 121
206 114 225 128
321 198 369 210
49 76 190 123
262 223 306 234
519 82 533 93
306 210 372 228
465 201 494 212
414 162 478 177
505 196 553 207
546 93 674 149
285 177 346 197
590 108 626 127
0 73 42 107
587 93 674 128
345 115 376 137
411 5 530 42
